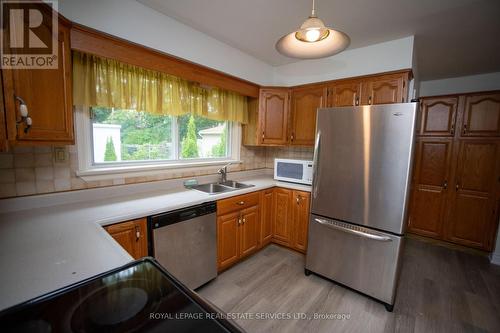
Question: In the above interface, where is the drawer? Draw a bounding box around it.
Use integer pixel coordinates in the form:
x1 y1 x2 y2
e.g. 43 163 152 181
217 191 260 215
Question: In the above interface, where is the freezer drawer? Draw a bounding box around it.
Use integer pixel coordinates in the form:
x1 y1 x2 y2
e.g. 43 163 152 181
305 214 404 305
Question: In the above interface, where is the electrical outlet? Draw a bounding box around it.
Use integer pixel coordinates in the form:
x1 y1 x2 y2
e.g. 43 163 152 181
53 147 67 163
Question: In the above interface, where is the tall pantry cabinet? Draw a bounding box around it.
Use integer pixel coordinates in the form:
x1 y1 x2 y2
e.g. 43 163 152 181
408 92 500 251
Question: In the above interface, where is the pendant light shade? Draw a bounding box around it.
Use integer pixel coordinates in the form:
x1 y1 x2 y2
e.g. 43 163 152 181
276 0 350 59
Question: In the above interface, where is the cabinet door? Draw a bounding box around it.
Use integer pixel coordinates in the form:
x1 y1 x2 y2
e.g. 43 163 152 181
418 97 458 136
329 81 362 107
273 188 293 246
290 86 326 146
239 205 260 258
259 89 289 145
260 189 274 247
2 18 73 143
445 141 500 250
461 93 500 137
362 75 404 105
292 190 310 253
407 139 453 238
104 218 148 259
217 211 240 271
0 74 8 152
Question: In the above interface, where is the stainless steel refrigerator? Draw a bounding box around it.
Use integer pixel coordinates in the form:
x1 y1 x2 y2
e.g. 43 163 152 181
305 103 417 311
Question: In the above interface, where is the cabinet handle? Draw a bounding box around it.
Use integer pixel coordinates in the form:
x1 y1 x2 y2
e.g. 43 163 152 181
238 218 242 225
296 196 301 204
368 96 372 105
455 183 459 191
290 133 294 141
262 131 265 138
355 96 359 106
450 124 455 135
237 201 245 205
135 226 140 241
462 124 467 135
15 96 31 133
242 218 246 224
443 180 448 189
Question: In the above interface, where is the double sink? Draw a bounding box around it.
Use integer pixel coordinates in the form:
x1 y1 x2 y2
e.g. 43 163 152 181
189 180 254 194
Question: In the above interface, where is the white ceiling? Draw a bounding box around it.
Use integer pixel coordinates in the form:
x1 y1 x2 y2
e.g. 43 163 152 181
137 0 500 81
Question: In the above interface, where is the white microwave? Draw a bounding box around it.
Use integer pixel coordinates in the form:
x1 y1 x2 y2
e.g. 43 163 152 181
274 158 314 185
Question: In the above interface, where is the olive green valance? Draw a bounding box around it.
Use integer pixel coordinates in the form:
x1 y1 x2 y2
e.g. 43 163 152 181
72 51 248 124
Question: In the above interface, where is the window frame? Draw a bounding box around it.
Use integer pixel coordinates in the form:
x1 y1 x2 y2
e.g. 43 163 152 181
74 106 242 181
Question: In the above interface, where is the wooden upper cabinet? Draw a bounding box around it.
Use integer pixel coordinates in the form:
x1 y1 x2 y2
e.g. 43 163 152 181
292 190 310 253
461 93 500 137
290 86 326 146
361 73 407 105
273 188 293 246
445 140 500 250
259 88 290 145
407 139 453 238
2 13 73 144
260 189 274 247
418 97 458 137
328 81 362 107
104 218 148 259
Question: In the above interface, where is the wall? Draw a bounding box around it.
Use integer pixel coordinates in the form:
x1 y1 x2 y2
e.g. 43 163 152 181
58 0 275 86
0 143 315 199
272 36 414 86
419 72 500 97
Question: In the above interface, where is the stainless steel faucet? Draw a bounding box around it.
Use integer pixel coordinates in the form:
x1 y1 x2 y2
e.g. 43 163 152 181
218 162 232 183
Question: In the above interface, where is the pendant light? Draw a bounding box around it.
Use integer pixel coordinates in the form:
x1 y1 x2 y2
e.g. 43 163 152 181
275 0 350 59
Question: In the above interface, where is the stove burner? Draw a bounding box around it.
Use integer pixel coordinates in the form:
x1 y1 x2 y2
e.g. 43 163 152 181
87 287 148 326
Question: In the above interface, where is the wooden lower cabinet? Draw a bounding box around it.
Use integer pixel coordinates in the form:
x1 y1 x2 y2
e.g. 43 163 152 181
217 188 311 270
104 218 148 259
260 189 274 246
217 192 260 271
217 211 240 270
407 138 453 238
443 140 500 250
272 188 293 246
291 190 311 253
273 188 311 253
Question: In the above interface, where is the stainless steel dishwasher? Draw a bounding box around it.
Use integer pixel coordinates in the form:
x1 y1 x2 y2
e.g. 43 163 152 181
148 202 217 289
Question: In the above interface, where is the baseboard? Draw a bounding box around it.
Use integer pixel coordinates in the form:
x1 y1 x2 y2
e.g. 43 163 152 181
490 252 500 266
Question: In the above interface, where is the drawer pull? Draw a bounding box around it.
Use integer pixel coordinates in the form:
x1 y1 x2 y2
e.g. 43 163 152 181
237 201 245 205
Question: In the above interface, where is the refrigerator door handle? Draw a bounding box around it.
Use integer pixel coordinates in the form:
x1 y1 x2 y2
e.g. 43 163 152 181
312 131 321 199
314 218 392 242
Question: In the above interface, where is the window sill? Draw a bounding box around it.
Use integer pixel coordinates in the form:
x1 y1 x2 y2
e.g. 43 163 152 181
76 159 242 182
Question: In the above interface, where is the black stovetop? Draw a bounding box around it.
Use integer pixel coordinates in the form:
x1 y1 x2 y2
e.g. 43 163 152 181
0 258 242 333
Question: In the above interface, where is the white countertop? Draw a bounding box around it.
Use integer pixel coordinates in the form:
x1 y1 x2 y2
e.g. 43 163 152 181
0 172 310 311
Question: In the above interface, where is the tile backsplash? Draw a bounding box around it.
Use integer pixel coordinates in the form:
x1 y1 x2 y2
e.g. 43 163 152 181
0 144 313 199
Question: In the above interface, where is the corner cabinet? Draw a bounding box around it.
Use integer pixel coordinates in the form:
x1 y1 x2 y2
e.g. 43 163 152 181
290 86 327 146
1 8 74 146
104 218 148 259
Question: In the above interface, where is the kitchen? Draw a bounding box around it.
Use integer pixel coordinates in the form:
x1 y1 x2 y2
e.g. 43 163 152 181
1 0 500 332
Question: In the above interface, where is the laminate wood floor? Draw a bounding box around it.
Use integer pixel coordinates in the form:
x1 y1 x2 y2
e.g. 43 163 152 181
198 238 500 333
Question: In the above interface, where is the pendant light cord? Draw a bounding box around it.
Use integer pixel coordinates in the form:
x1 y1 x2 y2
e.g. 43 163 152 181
311 0 316 17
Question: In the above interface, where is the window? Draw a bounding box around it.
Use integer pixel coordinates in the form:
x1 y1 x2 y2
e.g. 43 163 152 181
75 107 240 178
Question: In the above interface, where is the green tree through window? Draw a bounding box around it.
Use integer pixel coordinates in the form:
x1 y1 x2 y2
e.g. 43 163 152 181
181 115 199 158
104 136 117 161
